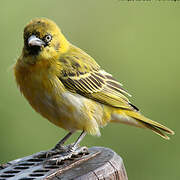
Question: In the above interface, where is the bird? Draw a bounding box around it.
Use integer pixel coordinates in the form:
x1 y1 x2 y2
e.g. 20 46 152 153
14 18 174 152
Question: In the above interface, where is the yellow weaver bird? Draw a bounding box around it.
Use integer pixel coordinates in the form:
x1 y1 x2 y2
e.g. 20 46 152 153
14 18 174 151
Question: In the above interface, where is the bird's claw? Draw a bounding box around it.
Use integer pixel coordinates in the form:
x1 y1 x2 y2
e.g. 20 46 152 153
34 145 67 159
47 146 88 165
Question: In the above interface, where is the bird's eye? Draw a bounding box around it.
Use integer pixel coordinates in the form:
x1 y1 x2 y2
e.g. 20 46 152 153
44 34 52 43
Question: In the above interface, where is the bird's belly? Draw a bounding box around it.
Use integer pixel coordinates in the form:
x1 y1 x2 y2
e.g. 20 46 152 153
22 81 104 135
42 92 104 135
15 60 107 135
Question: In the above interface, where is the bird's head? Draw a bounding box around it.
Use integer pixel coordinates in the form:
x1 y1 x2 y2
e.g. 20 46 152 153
23 18 69 62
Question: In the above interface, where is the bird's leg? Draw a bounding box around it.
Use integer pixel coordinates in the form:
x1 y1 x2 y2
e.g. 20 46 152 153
35 131 74 158
36 131 88 161
53 131 74 150
69 130 87 151
47 131 88 164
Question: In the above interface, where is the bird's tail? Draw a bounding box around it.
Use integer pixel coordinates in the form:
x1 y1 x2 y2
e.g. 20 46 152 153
111 109 174 139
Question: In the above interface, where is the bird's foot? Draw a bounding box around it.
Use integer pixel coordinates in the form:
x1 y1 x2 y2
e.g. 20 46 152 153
46 146 88 165
34 145 67 159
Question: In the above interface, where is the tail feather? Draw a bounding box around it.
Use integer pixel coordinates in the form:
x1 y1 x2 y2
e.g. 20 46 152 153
111 109 174 139
141 122 170 140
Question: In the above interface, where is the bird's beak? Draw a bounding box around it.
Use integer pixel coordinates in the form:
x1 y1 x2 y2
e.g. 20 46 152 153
28 35 45 47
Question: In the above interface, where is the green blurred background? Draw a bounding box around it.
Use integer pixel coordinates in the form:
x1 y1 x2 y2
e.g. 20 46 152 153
0 0 179 179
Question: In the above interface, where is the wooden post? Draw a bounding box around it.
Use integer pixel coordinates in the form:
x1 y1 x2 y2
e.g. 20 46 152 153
0 146 128 180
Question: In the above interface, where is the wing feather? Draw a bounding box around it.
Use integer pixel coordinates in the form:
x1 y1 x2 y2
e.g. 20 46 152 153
58 49 136 110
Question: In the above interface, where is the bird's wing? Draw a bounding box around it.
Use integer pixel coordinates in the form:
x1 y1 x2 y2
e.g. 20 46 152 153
58 48 137 110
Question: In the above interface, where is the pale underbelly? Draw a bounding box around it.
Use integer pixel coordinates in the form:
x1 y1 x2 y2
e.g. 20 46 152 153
25 89 105 135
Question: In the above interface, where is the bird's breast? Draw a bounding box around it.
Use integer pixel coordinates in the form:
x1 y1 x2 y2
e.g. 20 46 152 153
14 60 105 132
14 60 65 125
